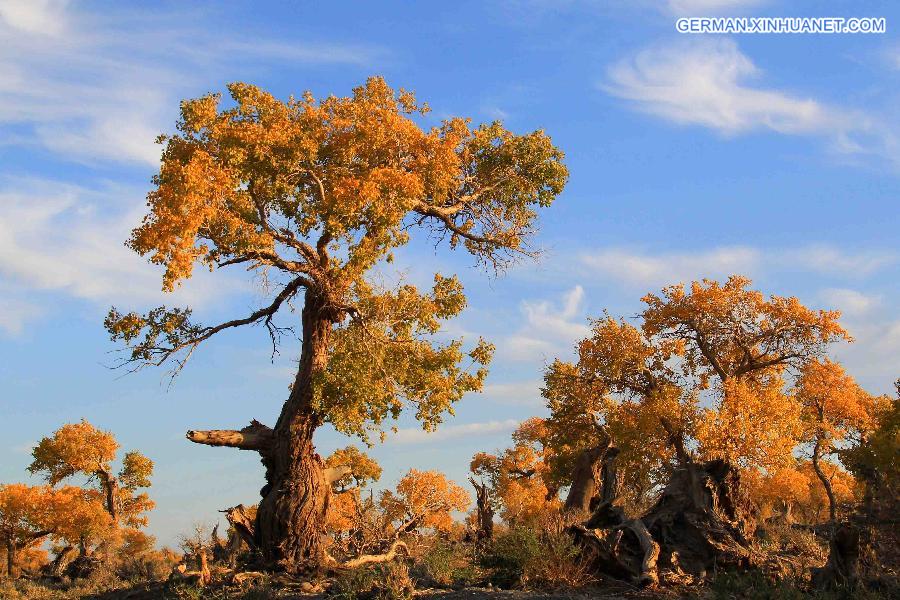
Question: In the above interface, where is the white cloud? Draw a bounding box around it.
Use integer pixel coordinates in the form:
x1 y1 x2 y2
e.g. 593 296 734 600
666 0 768 15
0 178 246 334
387 419 520 444
819 288 881 317
580 245 896 288
604 39 895 164
606 39 834 136
0 295 42 336
582 246 759 287
785 246 896 277
0 3 382 166
482 379 543 407
501 286 590 361
0 0 68 35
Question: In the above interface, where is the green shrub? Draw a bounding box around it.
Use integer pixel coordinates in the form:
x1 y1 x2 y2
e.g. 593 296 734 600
328 561 413 600
413 539 479 588
480 526 543 588
709 571 894 600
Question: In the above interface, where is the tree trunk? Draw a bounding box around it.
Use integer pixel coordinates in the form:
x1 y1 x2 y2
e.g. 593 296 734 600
469 478 494 541
98 470 119 523
572 458 758 586
186 290 339 575
6 538 15 580
812 437 837 523
564 435 613 513
254 290 336 574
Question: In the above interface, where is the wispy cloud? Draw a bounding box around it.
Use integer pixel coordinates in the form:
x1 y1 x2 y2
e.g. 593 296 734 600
604 39 895 163
580 245 897 288
482 379 543 407
0 177 246 334
387 419 520 444
501 286 590 362
582 246 760 287
0 2 383 166
819 288 882 317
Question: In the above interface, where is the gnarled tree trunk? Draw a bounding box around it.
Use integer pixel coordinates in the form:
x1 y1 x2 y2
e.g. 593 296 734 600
187 290 338 575
469 478 494 541
564 429 614 514
811 436 838 523
571 453 758 586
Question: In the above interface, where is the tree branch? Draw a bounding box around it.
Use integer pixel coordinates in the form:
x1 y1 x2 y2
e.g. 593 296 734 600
186 420 274 452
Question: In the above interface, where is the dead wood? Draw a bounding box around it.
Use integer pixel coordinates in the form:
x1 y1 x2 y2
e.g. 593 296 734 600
572 457 758 586
812 523 860 589
469 477 494 541
337 540 409 569
222 504 257 552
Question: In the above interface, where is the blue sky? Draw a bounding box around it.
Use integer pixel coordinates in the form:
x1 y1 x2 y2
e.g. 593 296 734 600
1 0 898 547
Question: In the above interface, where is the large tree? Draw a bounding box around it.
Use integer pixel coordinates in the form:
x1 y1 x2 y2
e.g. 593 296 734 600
105 77 567 573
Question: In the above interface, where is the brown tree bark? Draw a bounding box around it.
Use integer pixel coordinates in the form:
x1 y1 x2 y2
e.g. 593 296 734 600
469 478 494 541
564 431 613 513
188 289 339 575
6 538 15 580
812 435 838 523
98 469 119 523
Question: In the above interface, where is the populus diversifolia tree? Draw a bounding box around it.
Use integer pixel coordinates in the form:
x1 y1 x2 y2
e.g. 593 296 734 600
105 77 567 573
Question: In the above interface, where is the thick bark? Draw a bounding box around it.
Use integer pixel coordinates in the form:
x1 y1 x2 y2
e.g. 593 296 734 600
222 504 257 552
45 545 78 578
187 421 274 451
469 478 494 541
812 523 860 589
564 433 614 513
186 290 337 575
254 290 337 574
572 458 758 586
98 469 119 523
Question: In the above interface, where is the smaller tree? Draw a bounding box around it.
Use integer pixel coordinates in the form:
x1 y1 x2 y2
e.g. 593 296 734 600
0 484 111 579
29 419 154 528
380 470 469 535
324 447 382 541
470 419 558 525
795 359 881 522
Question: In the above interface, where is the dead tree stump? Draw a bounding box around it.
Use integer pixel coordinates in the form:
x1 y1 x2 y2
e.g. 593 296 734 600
571 458 758 586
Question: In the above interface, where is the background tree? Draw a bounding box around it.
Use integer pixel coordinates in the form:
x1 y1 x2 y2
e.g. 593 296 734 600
795 359 881 522
540 276 849 516
842 379 899 520
29 419 154 529
0 484 111 579
105 76 566 572
324 447 381 542
470 418 558 525
379 469 469 535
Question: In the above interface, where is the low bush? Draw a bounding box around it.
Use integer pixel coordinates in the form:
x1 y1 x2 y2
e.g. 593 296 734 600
480 526 592 590
412 539 480 588
328 561 414 600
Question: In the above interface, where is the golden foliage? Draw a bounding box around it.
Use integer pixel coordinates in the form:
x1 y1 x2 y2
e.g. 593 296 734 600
380 469 469 533
28 419 155 529
471 419 559 525
0 483 113 572
324 446 382 535
537 276 859 513
105 76 566 442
